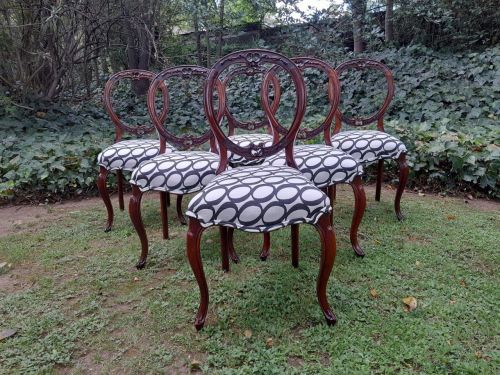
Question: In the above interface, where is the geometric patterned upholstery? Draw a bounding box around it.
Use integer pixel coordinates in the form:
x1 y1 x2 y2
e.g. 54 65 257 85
331 130 407 164
97 139 176 172
263 144 363 188
227 133 274 167
186 165 331 233
129 151 220 195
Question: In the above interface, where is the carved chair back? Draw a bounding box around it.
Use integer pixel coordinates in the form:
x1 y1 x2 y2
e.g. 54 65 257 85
263 56 341 145
334 58 395 133
204 49 307 174
103 69 168 143
147 65 225 153
222 65 281 139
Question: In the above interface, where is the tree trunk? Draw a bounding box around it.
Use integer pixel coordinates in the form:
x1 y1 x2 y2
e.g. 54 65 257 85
216 0 224 59
385 0 394 43
193 5 202 65
351 0 366 52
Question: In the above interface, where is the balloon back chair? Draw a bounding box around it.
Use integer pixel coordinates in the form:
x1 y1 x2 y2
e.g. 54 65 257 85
332 59 409 220
185 49 337 330
261 56 366 258
97 70 176 232
222 66 281 167
129 65 224 269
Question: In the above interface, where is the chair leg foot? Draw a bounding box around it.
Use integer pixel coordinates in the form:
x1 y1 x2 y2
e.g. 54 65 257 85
395 153 409 221
97 166 114 232
227 228 240 263
349 176 366 257
130 185 149 269
260 232 271 261
291 225 299 267
375 160 383 202
314 214 337 325
177 194 187 225
187 218 208 330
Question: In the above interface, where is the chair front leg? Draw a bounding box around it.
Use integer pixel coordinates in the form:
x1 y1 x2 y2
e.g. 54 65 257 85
314 213 337 325
129 185 149 269
176 194 187 225
97 166 113 232
375 160 384 201
187 218 208 331
395 153 409 221
349 176 366 257
117 170 125 211
160 192 169 240
259 233 271 261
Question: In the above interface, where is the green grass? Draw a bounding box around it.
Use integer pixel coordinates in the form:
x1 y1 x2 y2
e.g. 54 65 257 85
0 188 499 374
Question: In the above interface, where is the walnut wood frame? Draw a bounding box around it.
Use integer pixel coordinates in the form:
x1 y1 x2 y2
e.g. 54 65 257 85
188 49 337 330
334 58 408 220
97 69 170 232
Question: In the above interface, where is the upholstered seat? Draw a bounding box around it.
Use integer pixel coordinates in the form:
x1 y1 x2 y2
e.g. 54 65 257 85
331 130 407 164
97 139 176 172
263 144 363 188
227 133 274 166
186 165 331 233
130 151 219 195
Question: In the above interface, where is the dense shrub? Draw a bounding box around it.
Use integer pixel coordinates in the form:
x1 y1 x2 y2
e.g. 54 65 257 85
1 46 499 201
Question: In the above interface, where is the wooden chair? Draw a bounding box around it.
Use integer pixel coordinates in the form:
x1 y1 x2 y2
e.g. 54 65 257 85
261 56 367 258
129 65 224 269
332 59 409 220
97 70 175 232
185 49 337 330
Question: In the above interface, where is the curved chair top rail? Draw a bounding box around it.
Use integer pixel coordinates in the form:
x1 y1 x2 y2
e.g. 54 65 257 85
334 58 394 132
222 65 281 136
103 69 168 142
147 65 225 151
204 49 307 174
263 56 340 145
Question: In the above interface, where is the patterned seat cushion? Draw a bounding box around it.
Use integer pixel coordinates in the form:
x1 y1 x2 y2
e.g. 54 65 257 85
186 165 331 233
331 130 407 164
263 144 363 188
130 151 220 195
227 133 274 167
97 139 176 172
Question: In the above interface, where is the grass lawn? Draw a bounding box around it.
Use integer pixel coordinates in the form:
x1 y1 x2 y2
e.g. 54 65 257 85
0 187 499 374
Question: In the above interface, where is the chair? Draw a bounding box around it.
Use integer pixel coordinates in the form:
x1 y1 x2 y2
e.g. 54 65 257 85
222 66 281 167
261 56 366 257
185 49 337 330
129 65 225 269
331 59 409 220
97 70 176 232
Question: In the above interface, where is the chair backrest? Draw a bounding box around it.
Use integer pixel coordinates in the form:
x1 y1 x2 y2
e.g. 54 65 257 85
263 56 340 145
334 58 395 133
223 65 281 139
204 49 307 174
147 65 225 153
103 69 168 143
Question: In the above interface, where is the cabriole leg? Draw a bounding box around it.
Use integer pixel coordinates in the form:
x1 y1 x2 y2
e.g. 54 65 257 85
97 166 113 232
227 228 240 263
117 170 125 210
349 176 366 257
259 233 271 261
187 218 208 331
395 153 409 221
176 194 187 225
129 185 149 269
160 192 169 240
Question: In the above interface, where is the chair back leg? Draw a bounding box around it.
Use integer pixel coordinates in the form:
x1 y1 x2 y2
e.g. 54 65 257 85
349 176 366 257
117 170 125 210
97 166 113 232
376 160 384 201
395 153 409 220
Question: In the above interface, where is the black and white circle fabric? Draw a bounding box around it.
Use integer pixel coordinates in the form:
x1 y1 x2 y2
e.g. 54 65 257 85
263 144 363 188
227 133 274 166
97 139 176 172
130 151 220 195
331 130 407 164
186 165 331 233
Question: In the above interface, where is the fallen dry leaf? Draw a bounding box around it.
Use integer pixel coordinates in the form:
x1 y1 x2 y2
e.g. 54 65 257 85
415 260 421 268
190 359 201 372
460 279 467 287
418 192 426 197
0 329 17 341
133 277 140 282
447 215 456 221
475 351 482 359
244 329 252 339
370 289 378 298
266 337 274 348
449 300 457 305
403 296 418 312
